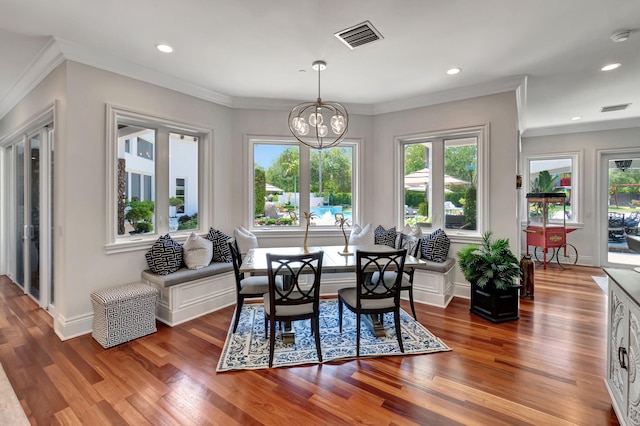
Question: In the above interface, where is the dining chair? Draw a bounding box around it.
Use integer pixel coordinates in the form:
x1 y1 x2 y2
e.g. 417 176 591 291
608 212 626 242
228 238 275 333
265 251 324 367
371 233 421 319
338 249 407 357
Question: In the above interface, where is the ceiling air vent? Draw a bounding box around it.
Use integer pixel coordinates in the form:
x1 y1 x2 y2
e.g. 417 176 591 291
335 20 383 49
601 103 631 112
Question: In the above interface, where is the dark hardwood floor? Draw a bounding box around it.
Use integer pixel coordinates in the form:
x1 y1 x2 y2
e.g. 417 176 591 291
0 266 620 425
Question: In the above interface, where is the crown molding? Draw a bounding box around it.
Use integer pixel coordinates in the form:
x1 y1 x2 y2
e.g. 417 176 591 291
0 38 65 120
372 75 528 115
231 96 375 115
523 116 640 138
55 38 233 107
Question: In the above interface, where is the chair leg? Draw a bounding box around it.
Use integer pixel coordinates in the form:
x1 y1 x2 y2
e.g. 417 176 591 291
408 286 417 320
313 317 322 363
394 310 404 353
356 312 361 357
233 297 244 333
268 317 277 368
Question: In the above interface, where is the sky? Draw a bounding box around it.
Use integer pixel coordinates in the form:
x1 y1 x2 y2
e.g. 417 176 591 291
254 144 287 169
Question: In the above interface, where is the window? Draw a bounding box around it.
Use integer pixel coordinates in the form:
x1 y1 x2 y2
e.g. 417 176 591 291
400 126 486 235
137 137 154 160
106 105 211 248
250 137 357 228
525 153 579 223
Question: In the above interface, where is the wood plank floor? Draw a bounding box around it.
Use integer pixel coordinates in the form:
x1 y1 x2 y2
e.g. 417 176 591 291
0 266 620 425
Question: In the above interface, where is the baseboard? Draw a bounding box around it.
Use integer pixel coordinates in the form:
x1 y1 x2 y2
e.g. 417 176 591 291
54 311 94 341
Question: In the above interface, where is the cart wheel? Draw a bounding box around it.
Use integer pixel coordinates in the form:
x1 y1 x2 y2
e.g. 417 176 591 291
534 247 555 265
556 244 578 269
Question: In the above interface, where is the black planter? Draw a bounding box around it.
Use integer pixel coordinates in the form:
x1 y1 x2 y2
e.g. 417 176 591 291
470 283 520 323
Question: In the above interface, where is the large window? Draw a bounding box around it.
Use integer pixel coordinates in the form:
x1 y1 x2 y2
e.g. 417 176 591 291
400 127 485 235
525 153 579 223
250 138 357 228
106 105 211 248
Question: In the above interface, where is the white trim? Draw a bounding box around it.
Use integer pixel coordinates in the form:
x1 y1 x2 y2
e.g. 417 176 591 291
104 104 213 251
395 124 489 236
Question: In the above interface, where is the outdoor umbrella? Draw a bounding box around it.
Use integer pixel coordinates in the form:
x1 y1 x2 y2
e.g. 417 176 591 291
404 168 468 186
265 183 284 193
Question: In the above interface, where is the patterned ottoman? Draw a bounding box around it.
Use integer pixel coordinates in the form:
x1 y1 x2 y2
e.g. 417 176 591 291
91 282 158 348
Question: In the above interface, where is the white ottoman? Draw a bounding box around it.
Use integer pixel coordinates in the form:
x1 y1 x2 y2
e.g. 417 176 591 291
91 282 158 348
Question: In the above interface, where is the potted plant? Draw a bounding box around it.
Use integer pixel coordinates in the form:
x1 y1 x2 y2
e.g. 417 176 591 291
457 231 522 323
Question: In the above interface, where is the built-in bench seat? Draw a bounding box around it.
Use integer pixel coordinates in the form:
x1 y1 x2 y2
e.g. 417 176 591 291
141 253 456 327
141 262 236 327
141 262 233 288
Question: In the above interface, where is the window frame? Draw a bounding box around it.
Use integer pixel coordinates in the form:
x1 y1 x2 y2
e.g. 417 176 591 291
523 152 581 225
397 125 488 238
105 104 212 252
247 135 361 233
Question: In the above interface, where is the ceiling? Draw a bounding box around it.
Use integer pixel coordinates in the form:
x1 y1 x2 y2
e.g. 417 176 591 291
1 0 639 136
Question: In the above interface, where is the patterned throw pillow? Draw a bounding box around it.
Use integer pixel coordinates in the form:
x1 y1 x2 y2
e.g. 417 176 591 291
421 228 450 263
233 226 259 254
374 225 397 247
207 228 232 263
183 232 213 270
349 223 374 245
145 234 183 275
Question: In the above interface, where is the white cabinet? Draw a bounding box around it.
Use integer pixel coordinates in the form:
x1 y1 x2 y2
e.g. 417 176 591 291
606 268 640 426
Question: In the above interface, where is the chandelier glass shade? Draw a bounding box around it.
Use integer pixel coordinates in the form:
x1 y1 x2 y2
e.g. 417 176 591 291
615 159 632 171
288 60 349 150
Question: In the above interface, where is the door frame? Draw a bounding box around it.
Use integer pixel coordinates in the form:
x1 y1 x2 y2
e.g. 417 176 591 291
598 148 640 267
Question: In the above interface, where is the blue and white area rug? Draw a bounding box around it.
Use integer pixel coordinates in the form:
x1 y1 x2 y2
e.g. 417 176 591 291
217 299 451 372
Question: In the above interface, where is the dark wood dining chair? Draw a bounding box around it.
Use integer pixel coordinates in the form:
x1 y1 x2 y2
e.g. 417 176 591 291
338 249 407 357
371 233 421 319
228 238 274 333
265 251 324 367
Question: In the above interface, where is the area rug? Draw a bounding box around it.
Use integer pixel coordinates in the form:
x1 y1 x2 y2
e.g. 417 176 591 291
0 363 29 425
217 299 451 372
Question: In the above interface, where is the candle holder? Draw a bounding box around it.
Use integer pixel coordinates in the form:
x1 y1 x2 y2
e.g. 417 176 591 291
335 213 351 255
303 211 317 253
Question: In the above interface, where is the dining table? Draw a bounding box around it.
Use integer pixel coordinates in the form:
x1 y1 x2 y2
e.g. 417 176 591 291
240 244 425 343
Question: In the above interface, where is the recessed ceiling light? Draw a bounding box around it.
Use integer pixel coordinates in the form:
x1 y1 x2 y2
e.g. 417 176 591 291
611 31 631 43
156 43 174 53
447 68 461 75
601 63 621 71
571 116 582 121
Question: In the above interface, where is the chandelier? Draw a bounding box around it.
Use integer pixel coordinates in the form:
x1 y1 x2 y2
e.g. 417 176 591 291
615 159 632 171
288 60 349 150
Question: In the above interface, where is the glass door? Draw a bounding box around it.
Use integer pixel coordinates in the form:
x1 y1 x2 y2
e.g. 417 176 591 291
4 125 53 309
605 154 640 267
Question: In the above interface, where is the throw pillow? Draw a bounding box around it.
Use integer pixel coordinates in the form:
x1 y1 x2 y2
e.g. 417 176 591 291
206 228 232 263
421 228 450 263
183 232 213 270
374 225 397 247
145 234 183 275
402 224 424 239
349 223 374 245
233 226 259 254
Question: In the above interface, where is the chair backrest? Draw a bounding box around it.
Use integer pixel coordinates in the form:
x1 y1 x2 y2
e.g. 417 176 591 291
227 238 245 291
609 212 625 227
396 233 421 258
266 251 324 317
356 249 407 307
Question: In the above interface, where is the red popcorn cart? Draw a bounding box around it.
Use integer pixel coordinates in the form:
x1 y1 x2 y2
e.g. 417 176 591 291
524 193 578 269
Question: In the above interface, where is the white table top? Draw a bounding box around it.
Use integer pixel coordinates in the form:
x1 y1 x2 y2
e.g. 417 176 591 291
239 244 425 274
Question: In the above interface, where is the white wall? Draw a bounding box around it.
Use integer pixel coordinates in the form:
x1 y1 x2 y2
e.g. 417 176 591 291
0 60 521 339
44 61 232 338
522 126 640 267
